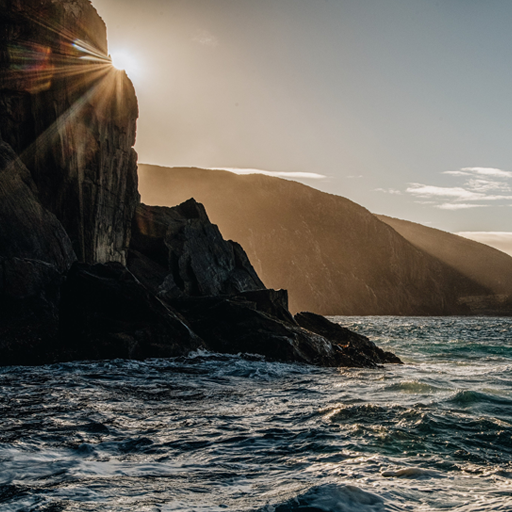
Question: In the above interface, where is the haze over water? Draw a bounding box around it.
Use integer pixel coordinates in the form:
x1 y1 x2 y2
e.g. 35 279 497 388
2 317 512 511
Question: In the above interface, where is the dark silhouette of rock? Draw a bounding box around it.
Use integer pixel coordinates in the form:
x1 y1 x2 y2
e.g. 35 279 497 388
237 289 297 325
167 296 347 367
58 262 204 361
0 0 402 368
0 139 76 365
295 312 402 367
0 0 139 264
129 199 265 299
137 165 507 315
130 199 401 367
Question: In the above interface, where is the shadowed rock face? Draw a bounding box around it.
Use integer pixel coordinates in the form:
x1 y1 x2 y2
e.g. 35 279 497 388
129 199 265 299
59 262 204 361
0 139 76 364
0 0 139 264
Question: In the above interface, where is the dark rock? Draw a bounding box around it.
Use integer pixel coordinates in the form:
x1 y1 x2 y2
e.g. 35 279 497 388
167 295 346 366
58 262 204 361
130 200 265 299
295 312 403 366
0 140 76 365
0 0 404 369
0 0 139 264
236 289 297 325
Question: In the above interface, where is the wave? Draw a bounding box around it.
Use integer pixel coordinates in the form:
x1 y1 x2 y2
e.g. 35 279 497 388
258 484 386 512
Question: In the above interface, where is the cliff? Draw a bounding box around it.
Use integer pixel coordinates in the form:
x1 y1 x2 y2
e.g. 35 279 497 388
0 0 400 367
137 165 509 316
0 0 139 264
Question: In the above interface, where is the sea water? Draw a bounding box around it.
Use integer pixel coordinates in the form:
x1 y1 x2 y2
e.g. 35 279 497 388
1 316 512 511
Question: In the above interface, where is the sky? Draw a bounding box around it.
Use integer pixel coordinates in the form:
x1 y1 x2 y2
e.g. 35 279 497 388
90 0 512 253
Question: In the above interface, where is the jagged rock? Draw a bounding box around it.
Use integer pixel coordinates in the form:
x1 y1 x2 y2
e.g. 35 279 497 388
129 198 402 368
0 139 76 365
0 0 139 264
295 312 402 366
130 199 265 299
167 295 346 366
0 0 403 369
58 262 204 361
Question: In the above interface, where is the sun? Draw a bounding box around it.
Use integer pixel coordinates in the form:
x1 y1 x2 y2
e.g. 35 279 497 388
109 49 139 78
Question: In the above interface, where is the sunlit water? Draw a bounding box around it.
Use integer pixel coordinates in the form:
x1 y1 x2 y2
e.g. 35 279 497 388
2 317 512 511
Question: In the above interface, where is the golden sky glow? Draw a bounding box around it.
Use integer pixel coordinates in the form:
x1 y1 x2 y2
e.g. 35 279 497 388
90 0 512 249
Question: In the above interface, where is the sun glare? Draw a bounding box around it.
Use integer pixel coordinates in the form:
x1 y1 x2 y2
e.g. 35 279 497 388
110 50 139 78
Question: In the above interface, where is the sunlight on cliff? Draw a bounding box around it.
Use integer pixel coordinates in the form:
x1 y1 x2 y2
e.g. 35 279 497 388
1 13 134 175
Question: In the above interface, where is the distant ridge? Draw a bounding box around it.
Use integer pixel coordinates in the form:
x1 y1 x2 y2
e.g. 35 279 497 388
377 215 512 313
138 164 512 316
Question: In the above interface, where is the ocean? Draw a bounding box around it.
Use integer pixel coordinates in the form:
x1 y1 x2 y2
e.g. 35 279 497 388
1 316 512 511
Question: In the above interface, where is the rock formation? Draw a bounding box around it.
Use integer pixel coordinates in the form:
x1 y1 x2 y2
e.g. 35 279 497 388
137 165 511 316
0 0 139 265
0 0 402 367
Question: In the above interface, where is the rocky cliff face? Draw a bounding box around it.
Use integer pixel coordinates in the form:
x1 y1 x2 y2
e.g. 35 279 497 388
0 0 401 367
0 0 139 264
137 165 500 316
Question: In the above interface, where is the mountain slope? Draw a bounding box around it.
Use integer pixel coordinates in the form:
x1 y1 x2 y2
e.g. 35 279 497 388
138 165 510 315
378 215 512 313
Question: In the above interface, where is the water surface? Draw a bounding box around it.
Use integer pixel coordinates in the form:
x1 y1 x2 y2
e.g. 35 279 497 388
1 316 512 511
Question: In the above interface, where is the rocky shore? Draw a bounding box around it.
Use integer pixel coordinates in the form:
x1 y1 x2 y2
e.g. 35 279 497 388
0 0 401 367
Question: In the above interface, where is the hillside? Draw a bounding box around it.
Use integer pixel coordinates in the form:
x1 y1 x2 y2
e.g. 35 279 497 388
138 165 512 315
378 216 512 314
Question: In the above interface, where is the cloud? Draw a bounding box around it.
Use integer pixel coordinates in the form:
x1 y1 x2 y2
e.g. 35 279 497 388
456 232 512 257
192 29 219 47
466 178 511 193
445 167 512 178
211 168 327 179
406 166 512 209
406 184 484 201
436 203 487 210
375 188 402 195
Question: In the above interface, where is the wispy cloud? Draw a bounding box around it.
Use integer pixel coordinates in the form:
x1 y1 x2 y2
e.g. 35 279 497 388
406 184 484 201
445 167 512 179
437 203 487 210
211 168 327 180
375 188 402 195
405 166 512 209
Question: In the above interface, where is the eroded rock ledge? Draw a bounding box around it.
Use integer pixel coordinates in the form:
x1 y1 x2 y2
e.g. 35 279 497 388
0 0 401 368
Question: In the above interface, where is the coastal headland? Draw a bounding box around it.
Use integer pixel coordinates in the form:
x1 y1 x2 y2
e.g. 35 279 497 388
0 0 400 367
